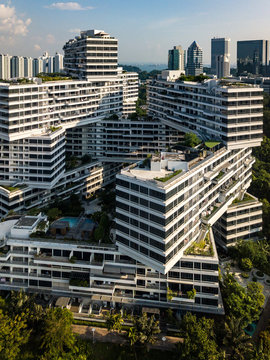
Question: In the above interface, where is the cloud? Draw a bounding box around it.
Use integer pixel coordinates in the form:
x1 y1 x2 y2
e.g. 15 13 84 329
68 28 81 33
46 34 56 44
0 4 31 36
34 44 41 51
46 2 94 10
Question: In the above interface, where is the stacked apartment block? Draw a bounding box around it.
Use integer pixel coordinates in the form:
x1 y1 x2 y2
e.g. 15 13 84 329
0 30 263 316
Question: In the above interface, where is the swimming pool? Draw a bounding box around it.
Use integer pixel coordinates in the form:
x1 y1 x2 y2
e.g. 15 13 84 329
60 217 79 228
59 217 95 228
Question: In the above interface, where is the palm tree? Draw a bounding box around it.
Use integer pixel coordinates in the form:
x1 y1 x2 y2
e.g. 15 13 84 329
223 317 254 359
106 313 124 332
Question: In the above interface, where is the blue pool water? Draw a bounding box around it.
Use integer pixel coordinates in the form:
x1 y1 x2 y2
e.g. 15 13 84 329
60 217 79 228
59 217 94 228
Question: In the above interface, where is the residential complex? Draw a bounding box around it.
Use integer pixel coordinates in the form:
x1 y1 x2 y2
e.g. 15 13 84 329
0 29 264 316
0 53 64 80
63 29 118 79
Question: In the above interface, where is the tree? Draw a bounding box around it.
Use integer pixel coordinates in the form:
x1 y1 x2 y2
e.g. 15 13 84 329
47 207 62 221
106 313 124 332
223 317 254 360
184 132 201 147
127 313 160 347
221 272 265 327
253 328 270 360
0 309 29 360
176 312 220 360
8 290 43 328
40 308 75 360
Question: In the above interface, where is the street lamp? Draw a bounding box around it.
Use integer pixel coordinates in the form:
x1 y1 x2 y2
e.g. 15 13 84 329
162 336 166 347
92 327 96 343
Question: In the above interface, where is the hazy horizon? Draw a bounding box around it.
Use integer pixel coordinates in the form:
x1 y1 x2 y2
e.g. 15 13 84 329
0 0 270 65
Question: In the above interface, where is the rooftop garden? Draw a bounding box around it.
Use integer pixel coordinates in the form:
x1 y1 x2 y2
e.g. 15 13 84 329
215 171 225 180
36 72 72 82
184 232 214 257
177 74 210 83
0 184 27 192
50 126 62 132
205 141 221 149
155 169 182 183
232 193 255 205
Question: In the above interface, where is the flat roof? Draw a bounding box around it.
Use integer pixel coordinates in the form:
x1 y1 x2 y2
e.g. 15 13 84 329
14 216 37 228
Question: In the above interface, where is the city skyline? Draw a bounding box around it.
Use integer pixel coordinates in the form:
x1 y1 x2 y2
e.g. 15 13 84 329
0 0 270 65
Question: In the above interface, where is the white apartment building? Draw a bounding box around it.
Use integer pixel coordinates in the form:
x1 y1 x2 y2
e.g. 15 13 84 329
118 68 139 116
148 75 263 149
24 57 33 78
0 30 264 316
115 147 256 274
63 29 118 79
0 55 11 81
0 213 223 314
10 56 25 78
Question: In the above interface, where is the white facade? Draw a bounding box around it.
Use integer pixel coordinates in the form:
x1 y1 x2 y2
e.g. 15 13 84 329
147 78 263 149
63 29 118 79
0 55 11 80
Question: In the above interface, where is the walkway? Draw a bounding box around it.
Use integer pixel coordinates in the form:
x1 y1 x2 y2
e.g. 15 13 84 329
72 324 182 350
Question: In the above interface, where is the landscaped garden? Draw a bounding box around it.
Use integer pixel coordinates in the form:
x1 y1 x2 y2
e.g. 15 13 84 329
184 232 214 257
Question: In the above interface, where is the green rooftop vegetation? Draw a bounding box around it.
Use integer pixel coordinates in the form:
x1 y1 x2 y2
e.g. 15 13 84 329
205 141 221 149
0 185 26 192
50 126 62 132
155 169 182 183
177 74 210 83
215 171 225 180
232 193 255 205
184 232 214 257
37 73 72 82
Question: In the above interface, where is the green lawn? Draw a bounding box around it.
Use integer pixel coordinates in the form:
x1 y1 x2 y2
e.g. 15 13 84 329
205 141 220 149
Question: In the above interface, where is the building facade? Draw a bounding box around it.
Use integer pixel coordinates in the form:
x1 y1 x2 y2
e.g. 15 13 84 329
237 40 269 76
63 29 118 79
168 46 185 72
211 37 230 74
186 41 203 76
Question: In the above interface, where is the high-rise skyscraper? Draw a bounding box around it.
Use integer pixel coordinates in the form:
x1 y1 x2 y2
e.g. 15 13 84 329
168 46 185 71
211 38 230 73
216 55 230 78
237 40 269 76
186 41 203 76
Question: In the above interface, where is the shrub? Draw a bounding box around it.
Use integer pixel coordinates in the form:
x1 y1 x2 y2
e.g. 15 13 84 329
187 288 196 300
241 272 250 279
240 258 253 272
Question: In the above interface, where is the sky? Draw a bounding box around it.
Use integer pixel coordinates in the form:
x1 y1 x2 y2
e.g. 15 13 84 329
0 0 270 66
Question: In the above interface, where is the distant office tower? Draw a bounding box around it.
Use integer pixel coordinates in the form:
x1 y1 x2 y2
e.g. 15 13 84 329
211 38 230 73
237 40 269 76
24 57 33 78
33 58 43 76
10 56 24 78
63 29 118 79
168 46 185 71
187 41 203 76
54 52 64 73
216 55 230 78
0 54 11 80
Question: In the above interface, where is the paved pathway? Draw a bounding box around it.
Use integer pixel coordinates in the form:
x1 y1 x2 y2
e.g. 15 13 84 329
72 324 182 350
